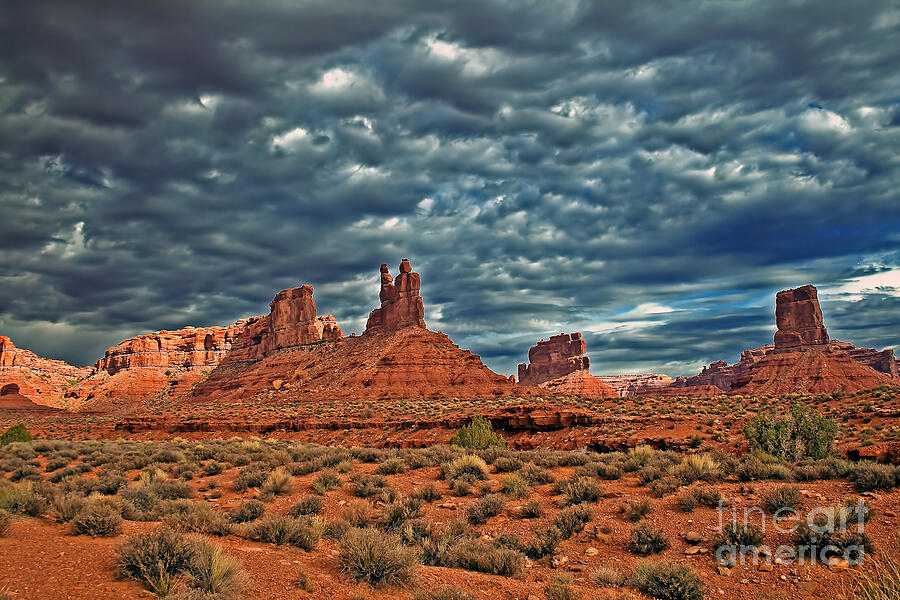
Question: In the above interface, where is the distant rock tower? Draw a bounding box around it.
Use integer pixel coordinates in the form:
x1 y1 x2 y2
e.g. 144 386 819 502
364 259 427 334
517 333 590 385
773 284 829 350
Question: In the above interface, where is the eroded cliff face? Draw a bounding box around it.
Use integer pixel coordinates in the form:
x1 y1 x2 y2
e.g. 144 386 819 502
227 285 342 362
517 333 590 385
364 260 426 334
97 322 249 375
0 336 94 408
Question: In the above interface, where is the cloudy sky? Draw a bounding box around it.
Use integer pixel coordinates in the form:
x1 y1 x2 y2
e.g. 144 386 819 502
1 1 898 377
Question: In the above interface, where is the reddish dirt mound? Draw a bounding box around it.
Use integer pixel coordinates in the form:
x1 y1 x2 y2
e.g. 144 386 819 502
0 383 61 411
730 346 892 395
538 370 616 398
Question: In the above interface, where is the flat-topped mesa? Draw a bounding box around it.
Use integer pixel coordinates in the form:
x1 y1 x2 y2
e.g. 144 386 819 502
774 284 829 350
518 332 590 385
364 259 426 334
97 321 249 375
229 284 343 362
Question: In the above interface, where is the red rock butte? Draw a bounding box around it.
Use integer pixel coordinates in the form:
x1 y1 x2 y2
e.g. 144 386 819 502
518 333 590 385
669 283 896 395
190 259 520 404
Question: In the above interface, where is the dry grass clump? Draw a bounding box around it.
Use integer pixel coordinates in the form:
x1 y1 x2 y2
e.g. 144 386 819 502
339 527 419 587
70 498 122 537
242 515 321 550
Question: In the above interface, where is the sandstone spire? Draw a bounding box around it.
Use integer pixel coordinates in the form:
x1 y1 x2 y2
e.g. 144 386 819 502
774 284 829 350
364 259 426 334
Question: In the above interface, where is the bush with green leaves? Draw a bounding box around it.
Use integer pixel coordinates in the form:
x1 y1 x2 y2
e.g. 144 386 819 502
743 404 837 461
500 474 529 498
0 424 32 445
450 416 506 450
629 520 670 555
339 527 419 587
630 559 705 600
677 486 722 512
442 455 488 482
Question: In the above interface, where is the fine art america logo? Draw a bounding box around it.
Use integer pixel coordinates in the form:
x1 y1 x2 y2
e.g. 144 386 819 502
715 498 869 567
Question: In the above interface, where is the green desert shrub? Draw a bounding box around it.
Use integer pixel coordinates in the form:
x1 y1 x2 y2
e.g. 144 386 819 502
71 500 123 536
0 424 32 445
259 468 292 497
763 484 802 513
677 485 723 512
630 559 705 600
413 586 475 600
743 404 837 461
339 527 419 587
493 456 523 473
523 527 561 559
554 505 593 539
410 483 441 503
466 494 504 526
621 497 653 522
50 491 87 523
228 500 264 524
591 565 625 587
442 455 488 482
450 415 506 450
519 499 542 519
117 527 196 596
350 473 387 497
713 522 764 562
0 510 11 536
289 495 324 517
243 515 320 550
160 500 232 536
500 474 530 498
311 470 342 494
117 527 242 599
556 476 603 506
849 463 898 492
629 520 670 555
520 464 554 485
376 457 407 475
543 574 578 600
445 538 524 577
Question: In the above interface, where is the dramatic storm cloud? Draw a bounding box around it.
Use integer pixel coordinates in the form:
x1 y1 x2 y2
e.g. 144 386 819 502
1 1 898 376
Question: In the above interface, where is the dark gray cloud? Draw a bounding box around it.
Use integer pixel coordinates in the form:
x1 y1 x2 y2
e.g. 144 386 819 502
1 0 898 376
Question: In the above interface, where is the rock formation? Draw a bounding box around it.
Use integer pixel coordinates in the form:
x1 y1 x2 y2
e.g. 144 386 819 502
193 258 521 403
0 335 94 408
0 382 59 410
774 284 829 349
596 374 676 397
665 284 895 396
364 260 426 334
539 370 616 398
517 333 590 385
97 322 249 375
229 285 342 362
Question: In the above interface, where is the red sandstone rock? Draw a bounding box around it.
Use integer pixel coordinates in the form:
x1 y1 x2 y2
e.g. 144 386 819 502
364 260 426 334
192 259 521 403
774 284 829 349
97 321 249 375
730 346 891 395
518 333 590 385
539 371 616 398
229 285 342 362
0 335 94 408
596 374 675 397
0 382 60 411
